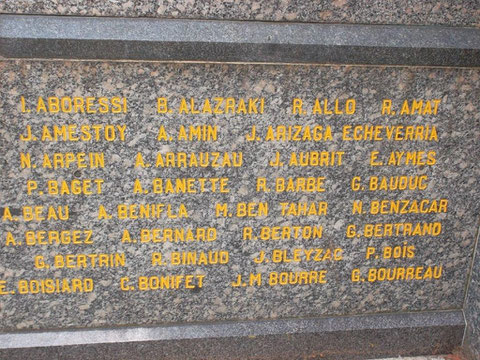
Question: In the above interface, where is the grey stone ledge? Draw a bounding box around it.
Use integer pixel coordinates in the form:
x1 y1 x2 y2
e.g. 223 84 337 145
0 310 463 349
0 310 466 360
1 14 480 66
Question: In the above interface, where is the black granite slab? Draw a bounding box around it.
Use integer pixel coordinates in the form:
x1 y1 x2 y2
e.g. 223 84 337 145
0 310 465 360
1 0 479 27
1 15 480 66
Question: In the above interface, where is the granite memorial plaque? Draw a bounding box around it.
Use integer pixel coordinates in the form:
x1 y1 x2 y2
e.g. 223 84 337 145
0 2 480 360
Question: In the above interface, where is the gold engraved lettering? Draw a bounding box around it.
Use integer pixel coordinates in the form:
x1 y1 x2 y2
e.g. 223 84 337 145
369 199 448 214
268 271 327 286
177 97 264 115
166 251 229 266
37 152 105 169
117 204 188 219
34 96 127 114
147 152 243 168
366 265 442 282
177 125 217 141
243 225 323 240
17 278 94 294
51 253 125 269
137 274 205 291
25 230 93 245
20 125 126 142
141 178 229 194
342 125 438 141
136 228 216 243
280 202 327 216
288 151 344 166
361 222 442 237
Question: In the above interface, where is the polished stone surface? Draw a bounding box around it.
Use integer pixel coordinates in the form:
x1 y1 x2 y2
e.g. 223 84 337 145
0 61 479 332
0 311 465 359
0 0 479 27
2 15 480 66
2 1 480 359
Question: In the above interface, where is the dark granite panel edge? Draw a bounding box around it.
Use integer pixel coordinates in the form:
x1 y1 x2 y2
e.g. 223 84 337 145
0 310 465 359
1 15 480 67
0 0 479 27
